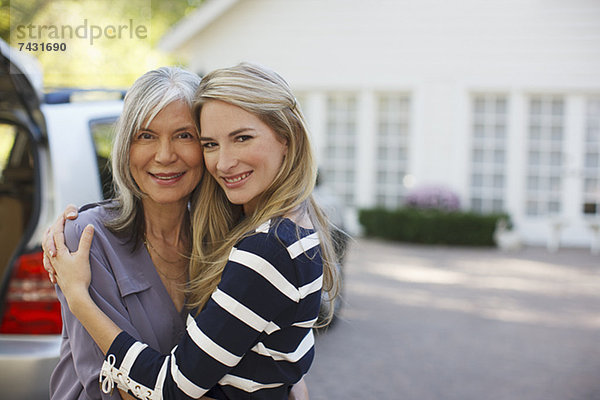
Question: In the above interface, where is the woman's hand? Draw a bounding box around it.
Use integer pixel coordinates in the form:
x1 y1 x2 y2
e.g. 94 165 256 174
51 223 95 310
50 223 122 354
42 204 78 284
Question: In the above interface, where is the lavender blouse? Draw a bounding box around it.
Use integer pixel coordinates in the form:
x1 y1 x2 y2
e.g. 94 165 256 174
49 203 188 399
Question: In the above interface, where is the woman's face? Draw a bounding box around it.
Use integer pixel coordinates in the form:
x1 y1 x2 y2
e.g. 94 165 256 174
129 100 203 208
199 100 288 214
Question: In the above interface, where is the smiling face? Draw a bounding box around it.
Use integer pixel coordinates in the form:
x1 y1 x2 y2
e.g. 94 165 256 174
129 100 203 208
199 100 288 214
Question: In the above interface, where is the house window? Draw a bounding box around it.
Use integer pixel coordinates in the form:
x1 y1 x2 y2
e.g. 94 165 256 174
375 94 410 209
583 97 600 216
321 95 357 207
469 94 507 213
525 96 564 216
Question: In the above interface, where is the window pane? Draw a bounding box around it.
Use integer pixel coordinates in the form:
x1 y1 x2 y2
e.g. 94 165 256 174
0 124 17 175
376 94 410 209
585 153 599 168
471 197 483 212
323 95 358 207
90 119 118 199
469 95 507 213
527 176 539 190
496 98 507 114
493 174 504 188
583 97 600 215
525 96 564 216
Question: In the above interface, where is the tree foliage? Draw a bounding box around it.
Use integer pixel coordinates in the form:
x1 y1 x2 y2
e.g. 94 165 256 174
0 0 203 87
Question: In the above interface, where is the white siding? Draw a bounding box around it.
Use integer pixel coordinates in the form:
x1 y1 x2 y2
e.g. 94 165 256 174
167 0 600 246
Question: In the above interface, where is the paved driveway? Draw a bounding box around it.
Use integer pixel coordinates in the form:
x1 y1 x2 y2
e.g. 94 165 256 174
305 238 600 400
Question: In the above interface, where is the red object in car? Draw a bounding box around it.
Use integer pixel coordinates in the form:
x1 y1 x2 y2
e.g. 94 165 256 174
0 251 62 334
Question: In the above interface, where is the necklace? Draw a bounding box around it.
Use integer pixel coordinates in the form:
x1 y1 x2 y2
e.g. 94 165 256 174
143 236 184 264
143 236 189 283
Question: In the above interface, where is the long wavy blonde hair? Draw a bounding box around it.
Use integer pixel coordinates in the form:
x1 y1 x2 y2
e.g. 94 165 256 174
187 63 340 325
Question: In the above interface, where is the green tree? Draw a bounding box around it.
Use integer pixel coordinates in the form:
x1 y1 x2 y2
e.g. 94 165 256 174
1 0 203 87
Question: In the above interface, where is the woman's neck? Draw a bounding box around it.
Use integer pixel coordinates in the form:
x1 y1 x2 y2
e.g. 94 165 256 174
142 200 189 246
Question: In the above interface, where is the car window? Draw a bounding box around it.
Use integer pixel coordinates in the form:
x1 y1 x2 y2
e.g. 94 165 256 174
0 122 34 272
0 122 33 192
0 124 17 176
90 119 117 199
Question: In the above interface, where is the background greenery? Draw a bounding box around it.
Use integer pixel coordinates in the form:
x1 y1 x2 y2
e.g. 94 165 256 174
0 0 203 87
359 207 507 246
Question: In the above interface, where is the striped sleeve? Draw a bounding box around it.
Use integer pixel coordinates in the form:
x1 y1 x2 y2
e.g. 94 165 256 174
99 228 309 399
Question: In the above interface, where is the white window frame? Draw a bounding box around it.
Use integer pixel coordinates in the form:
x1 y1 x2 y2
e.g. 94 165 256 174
375 93 410 209
583 96 600 216
469 94 508 214
322 94 358 207
524 95 565 217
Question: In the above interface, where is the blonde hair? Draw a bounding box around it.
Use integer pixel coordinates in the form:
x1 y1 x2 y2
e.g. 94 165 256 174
106 66 201 243
188 62 340 325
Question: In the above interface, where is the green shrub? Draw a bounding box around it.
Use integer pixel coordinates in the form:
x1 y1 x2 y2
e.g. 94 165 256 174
358 207 507 246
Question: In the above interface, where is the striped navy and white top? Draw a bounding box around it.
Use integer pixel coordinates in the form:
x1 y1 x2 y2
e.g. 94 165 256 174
99 218 323 399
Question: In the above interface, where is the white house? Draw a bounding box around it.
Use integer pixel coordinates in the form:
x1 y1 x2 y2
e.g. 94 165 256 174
159 0 600 249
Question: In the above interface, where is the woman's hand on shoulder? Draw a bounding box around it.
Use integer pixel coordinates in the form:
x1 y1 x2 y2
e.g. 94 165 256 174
51 223 95 310
42 204 78 283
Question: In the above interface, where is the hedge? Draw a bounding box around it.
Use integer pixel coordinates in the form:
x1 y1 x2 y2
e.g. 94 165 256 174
358 207 508 246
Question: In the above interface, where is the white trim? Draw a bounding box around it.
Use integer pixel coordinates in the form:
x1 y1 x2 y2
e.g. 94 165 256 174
152 356 170 397
99 354 159 400
256 220 271 233
170 352 208 398
159 0 240 52
120 341 148 375
251 330 314 363
298 275 322 299
211 288 280 333
229 248 300 302
186 314 241 367
292 317 318 329
218 374 284 393
286 232 320 259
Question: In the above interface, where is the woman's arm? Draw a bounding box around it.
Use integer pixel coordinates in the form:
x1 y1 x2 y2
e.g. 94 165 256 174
51 214 213 400
52 225 318 399
52 221 132 400
55 217 148 400
97 231 317 399
52 224 123 354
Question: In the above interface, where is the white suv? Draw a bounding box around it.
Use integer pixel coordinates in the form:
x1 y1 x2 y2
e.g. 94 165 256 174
0 39 123 399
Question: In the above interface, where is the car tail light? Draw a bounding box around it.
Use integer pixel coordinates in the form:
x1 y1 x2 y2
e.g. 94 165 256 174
0 251 62 334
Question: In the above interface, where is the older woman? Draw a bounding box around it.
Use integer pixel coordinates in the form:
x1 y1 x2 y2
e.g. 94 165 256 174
47 67 203 400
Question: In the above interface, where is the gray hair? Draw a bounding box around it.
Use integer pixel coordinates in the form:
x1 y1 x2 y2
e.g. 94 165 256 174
106 66 201 239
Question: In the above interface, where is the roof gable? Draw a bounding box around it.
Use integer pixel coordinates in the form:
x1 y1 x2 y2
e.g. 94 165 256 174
159 0 240 52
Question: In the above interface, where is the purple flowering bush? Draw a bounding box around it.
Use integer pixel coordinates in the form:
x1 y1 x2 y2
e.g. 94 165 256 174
405 185 460 211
